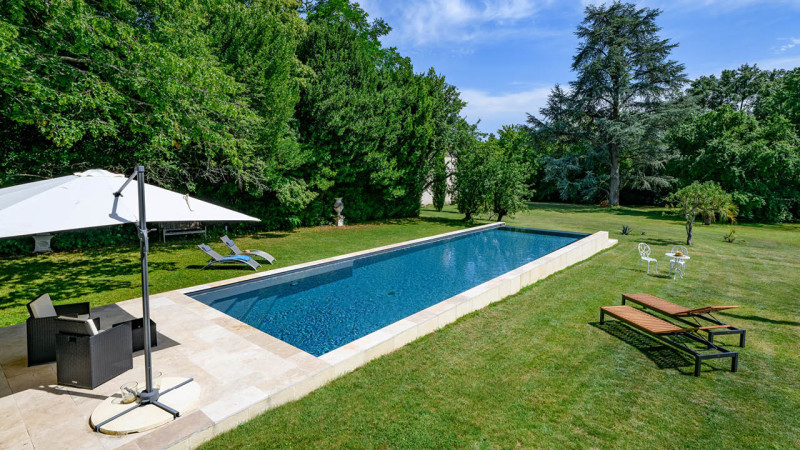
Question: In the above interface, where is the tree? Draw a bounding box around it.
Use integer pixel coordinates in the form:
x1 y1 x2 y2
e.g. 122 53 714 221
666 182 737 245
687 64 776 113
452 123 489 221
487 127 531 222
431 155 447 212
755 67 800 131
532 1 687 206
669 105 800 222
0 0 285 190
0 0 473 233
295 0 468 222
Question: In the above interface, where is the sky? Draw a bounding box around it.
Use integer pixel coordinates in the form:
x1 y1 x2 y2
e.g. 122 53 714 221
356 0 800 134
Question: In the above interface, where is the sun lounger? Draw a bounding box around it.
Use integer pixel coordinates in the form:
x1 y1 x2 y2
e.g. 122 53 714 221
622 293 745 346
198 244 260 270
600 305 738 376
221 235 275 264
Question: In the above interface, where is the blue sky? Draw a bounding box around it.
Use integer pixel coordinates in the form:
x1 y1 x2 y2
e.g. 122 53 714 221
356 0 800 134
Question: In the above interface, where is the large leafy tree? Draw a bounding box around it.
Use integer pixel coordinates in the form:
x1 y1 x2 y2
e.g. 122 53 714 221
755 67 800 131
0 0 475 247
687 64 777 113
485 129 530 222
0 1 275 189
452 122 489 221
296 0 467 222
670 105 800 222
532 1 687 206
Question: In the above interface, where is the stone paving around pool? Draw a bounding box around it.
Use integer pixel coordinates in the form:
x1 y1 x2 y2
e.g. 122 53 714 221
0 224 615 449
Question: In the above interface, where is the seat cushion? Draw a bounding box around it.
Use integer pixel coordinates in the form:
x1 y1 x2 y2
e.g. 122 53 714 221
27 294 57 318
221 255 252 262
56 316 99 336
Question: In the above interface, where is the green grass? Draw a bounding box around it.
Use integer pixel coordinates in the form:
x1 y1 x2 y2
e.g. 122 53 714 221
3 203 799 447
202 204 800 448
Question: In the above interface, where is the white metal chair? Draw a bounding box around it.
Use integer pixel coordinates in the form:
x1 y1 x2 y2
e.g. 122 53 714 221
669 245 689 279
637 243 658 274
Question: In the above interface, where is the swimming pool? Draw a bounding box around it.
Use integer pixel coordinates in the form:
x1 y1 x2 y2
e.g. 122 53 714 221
189 225 587 356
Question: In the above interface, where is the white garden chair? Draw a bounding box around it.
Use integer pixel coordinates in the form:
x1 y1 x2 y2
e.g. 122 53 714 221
669 245 689 279
637 243 658 274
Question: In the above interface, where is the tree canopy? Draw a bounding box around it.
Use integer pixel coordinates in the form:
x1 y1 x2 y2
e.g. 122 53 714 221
0 0 471 234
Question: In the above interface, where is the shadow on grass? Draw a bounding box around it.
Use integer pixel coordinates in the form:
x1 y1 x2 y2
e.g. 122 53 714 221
526 203 680 223
723 313 800 327
377 215 473 228
590 321 693 370
0 249 179 313
619 266 675 279
185 265 257 271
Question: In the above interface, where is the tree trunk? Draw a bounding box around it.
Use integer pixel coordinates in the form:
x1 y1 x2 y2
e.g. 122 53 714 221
608 144 620 206
497 212 505 223
464 210 472 221
686 220 693 245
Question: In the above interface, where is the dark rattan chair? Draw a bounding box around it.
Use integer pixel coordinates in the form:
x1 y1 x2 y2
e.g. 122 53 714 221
55 319 133 389
112 318 158 352
26 294 96 366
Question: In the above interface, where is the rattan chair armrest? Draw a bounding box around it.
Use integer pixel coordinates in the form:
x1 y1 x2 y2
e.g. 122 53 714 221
54 302 92 317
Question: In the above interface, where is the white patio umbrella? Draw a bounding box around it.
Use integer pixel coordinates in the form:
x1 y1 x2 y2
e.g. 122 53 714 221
0 166 259 430
0 168 257 237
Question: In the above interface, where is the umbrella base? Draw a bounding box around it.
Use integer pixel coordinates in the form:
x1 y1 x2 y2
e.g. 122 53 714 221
90 377 200 435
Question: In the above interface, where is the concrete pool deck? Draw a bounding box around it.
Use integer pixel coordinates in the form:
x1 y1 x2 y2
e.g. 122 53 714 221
0 224 616 449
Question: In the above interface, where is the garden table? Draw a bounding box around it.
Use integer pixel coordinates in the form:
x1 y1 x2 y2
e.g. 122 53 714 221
665 253 690 279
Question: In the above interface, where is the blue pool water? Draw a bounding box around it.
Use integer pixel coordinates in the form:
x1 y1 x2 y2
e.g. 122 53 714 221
189 226 583 356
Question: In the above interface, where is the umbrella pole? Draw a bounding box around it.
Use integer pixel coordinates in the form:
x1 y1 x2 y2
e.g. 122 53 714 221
136 166 155 395
93 166 200 433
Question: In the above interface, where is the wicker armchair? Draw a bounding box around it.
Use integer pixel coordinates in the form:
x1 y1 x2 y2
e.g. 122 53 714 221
26 294 95 366
55 319 133 389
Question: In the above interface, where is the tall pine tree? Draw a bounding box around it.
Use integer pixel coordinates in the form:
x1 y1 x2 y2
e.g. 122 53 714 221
532 1 687 206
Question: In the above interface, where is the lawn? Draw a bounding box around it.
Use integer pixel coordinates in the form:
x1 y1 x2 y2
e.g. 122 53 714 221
2 203 799 447
203 204 800 448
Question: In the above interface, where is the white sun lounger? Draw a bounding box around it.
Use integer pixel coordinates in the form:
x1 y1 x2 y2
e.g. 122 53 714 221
198 244 260 270
220 235 276 264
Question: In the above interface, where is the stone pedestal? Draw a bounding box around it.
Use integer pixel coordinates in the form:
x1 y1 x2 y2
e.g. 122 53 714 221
33 233 53 252
337 216 344 227
90 377 200 435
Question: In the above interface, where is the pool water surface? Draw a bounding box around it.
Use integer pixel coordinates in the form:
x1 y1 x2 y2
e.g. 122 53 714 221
190 226 584 356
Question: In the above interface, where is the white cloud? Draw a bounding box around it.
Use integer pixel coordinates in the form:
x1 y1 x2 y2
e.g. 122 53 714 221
581 0 800 13
778 37 800 53
755 54 800 70
364 0 550 46
460 86 551 133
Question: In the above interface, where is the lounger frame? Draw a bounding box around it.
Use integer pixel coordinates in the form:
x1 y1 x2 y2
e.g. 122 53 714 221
600 306 739 377
622 294 746 347
198 244 260 270
221 235 275 264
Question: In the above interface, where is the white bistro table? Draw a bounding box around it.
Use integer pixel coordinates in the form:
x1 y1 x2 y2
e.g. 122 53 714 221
665 252 690 279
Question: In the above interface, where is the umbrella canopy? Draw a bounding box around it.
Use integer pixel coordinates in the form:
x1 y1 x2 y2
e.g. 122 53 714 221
0 169 258 239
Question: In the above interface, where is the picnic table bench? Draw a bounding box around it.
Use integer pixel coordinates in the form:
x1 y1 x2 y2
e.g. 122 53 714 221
159 222 207 242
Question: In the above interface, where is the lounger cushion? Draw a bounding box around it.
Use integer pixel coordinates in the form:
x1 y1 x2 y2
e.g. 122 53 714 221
56 316 99 336
221 255 252 262
27 294 57 318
